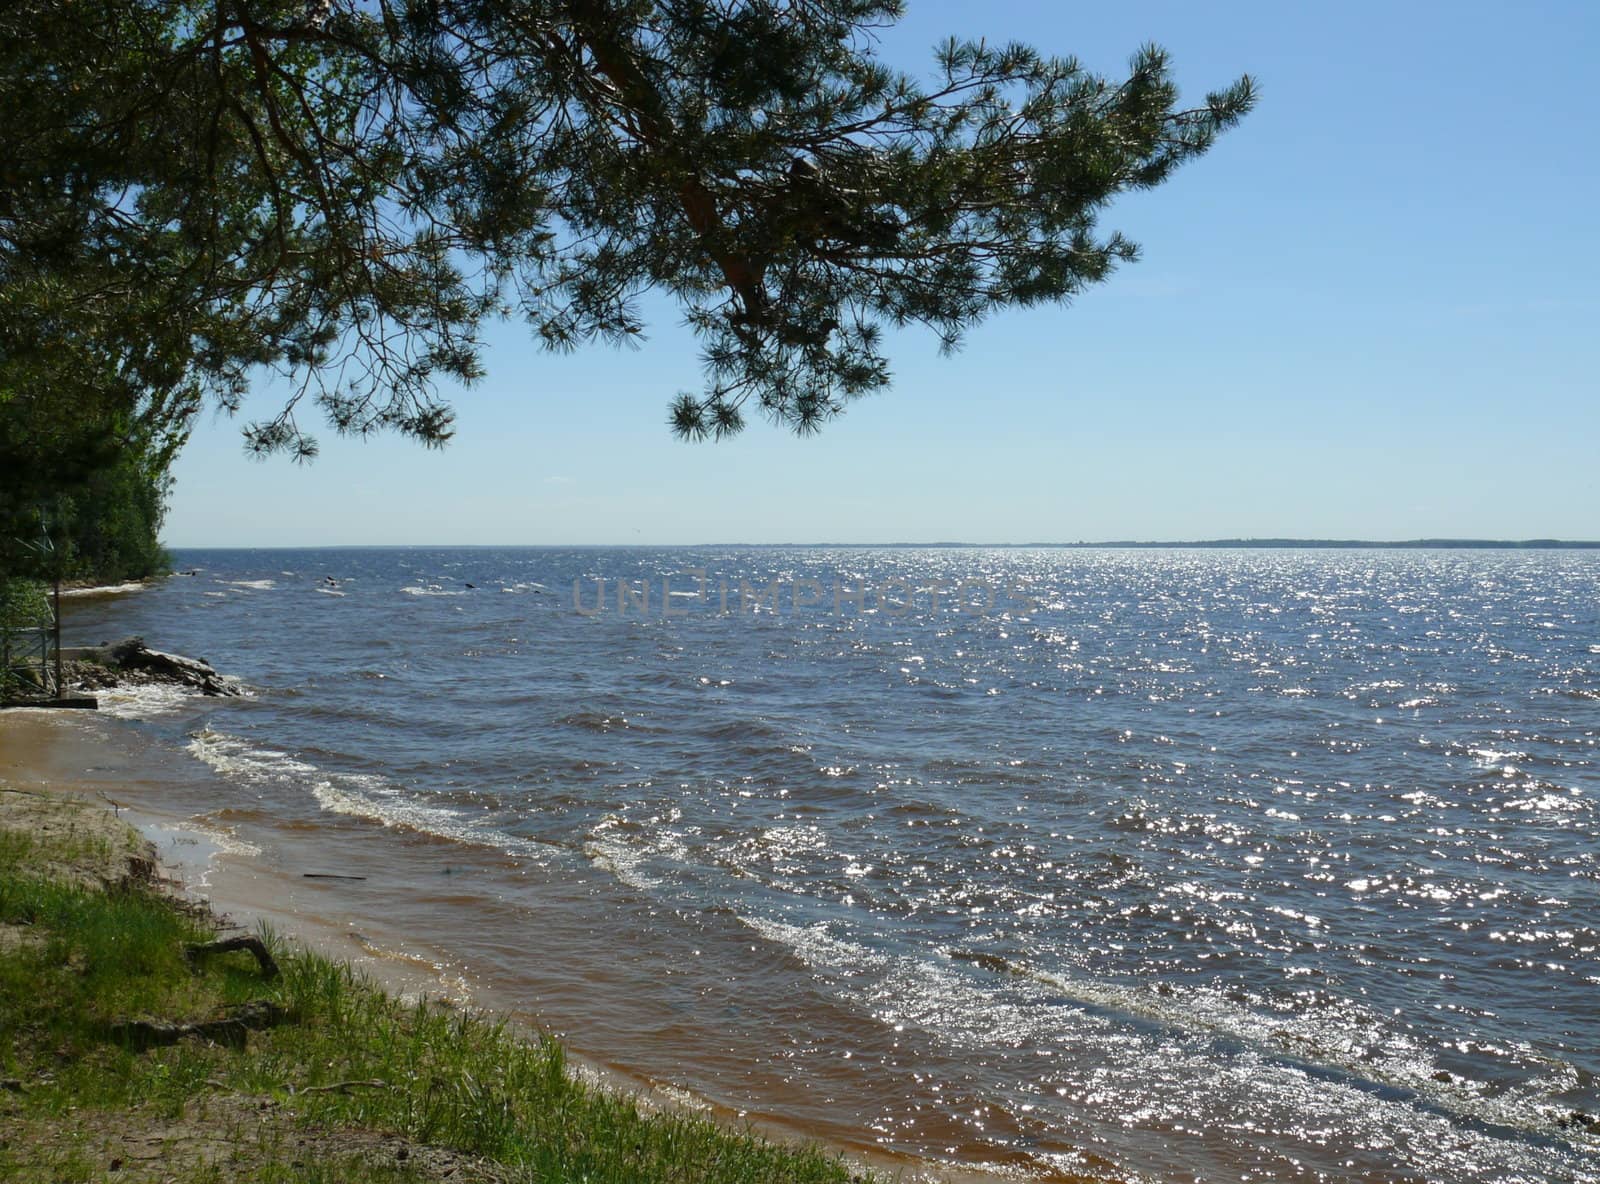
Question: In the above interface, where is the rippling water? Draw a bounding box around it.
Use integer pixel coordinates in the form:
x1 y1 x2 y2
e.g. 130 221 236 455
64 548 1600 1182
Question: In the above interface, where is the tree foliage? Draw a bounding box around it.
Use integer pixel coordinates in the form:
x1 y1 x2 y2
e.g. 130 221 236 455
0 327 186 581
1 0 1254 460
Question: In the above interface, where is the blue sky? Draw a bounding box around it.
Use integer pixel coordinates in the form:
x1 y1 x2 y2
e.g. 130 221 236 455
165 0 1598 546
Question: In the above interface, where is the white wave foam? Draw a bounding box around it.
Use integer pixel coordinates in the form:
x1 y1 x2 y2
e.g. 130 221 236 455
60 581 146 598
401 585 467 597
584 815 692 891
224 579 276 591
186 728 318 780
735 914 1584 1160
183 728 549 861
95 682 206 719
1471 747 1527 769
186 821 262 859
141 819 262 891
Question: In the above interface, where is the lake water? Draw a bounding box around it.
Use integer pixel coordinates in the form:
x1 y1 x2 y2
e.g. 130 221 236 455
61 547 1600 1182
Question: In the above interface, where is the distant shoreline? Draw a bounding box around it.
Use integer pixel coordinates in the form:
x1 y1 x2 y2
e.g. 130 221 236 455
1007 538 1600 550
159 538 1600 550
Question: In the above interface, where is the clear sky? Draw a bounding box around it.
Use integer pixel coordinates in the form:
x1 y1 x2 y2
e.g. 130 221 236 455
165 0 1599 546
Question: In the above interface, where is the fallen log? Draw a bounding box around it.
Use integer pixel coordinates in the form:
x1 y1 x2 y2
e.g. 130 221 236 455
107 1000 287 1052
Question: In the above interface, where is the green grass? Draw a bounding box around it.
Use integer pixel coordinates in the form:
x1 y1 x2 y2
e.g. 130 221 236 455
0 835 876 1183
0 823 119 878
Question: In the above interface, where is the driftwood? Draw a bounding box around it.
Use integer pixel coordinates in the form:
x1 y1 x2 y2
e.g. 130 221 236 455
184 935 280 980
294 1078 389 1095
107 1000 287 1052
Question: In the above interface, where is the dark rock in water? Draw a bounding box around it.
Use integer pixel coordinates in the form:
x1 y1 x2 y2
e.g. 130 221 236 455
66 637 240 697
109 638 240 696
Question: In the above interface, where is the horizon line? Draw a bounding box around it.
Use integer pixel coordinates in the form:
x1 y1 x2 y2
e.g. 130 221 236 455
161 537 1600 550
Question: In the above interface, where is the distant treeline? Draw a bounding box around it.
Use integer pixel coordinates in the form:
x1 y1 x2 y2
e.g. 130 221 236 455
1053 539 1600 550
726 539 1600 550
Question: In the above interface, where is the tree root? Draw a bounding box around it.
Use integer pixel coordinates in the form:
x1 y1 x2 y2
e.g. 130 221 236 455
185 935 279 979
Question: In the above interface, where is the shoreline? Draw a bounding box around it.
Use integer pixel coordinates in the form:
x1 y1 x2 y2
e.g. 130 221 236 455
0 760 886 1184
0 706 1092 1184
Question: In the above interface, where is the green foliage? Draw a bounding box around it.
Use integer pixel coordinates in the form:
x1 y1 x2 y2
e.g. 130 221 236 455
0 371 178 584
53 457 175 584
0 875 215 1033
1 0 1254 457
0 578 51 699
0 580 48 633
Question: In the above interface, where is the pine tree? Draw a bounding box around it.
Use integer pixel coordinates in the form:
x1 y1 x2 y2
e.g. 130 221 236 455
1 0 1254 460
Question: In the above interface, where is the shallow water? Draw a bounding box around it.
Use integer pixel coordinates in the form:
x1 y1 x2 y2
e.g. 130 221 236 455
60 547 1600 1182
